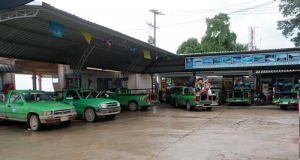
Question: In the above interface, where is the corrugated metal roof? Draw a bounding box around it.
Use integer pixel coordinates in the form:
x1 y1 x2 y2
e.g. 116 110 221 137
0 2 299 74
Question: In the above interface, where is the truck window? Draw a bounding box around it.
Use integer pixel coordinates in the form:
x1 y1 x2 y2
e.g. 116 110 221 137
22 92 53 102
78 90 98 99
106 88 116 95
184 88 190 95
66 90 79 100
9 92 21 103
117 88 129 94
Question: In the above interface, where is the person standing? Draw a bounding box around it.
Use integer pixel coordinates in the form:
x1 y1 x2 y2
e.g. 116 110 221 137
196 79 202 100
188 76 196 95
203 79 211 101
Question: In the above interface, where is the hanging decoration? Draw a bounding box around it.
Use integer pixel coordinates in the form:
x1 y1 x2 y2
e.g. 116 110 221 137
78 30 92 44
143 50 151 59
48 20 64 38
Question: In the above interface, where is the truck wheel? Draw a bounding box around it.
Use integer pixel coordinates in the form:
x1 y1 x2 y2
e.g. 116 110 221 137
129 101 138 112
207 107 212 111
141 106 148 111
85 108 97 122
61 120 71 127
105 115 115 119
29 114 41 131
280 106 287 110
186 101 194 111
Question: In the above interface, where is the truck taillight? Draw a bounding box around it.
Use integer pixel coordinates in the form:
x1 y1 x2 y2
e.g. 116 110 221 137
146 96 149 102
194 97 196 102
248 93 250 98
297 94 299 99
273 94 275 99
217 95 219 101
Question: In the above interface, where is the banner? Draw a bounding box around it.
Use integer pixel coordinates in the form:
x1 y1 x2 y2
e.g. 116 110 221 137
48 20 64 38
143 50 151 59
186 52 300 69
79 30 92 44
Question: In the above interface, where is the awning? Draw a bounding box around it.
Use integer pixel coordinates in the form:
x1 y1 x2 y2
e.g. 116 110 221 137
0 64 23 73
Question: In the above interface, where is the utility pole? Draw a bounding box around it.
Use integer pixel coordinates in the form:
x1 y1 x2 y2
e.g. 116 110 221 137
147 9 164 46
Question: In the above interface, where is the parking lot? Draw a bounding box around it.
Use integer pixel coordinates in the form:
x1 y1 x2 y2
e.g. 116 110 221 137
0 103 298 160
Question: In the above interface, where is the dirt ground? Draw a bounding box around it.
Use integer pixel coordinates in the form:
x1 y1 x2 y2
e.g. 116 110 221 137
0 103 298 160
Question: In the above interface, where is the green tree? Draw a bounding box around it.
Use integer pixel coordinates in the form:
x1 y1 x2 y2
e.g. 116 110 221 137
200 13 247 52
277 0 300 46
176 38 201 54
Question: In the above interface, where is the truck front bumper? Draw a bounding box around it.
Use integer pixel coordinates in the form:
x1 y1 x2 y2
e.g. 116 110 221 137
195 103 218 107
39 112 77 123
95 107 121 116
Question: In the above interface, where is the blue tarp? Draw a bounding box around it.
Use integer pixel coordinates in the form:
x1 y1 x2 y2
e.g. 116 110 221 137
0 0 33 10
285 83 293 86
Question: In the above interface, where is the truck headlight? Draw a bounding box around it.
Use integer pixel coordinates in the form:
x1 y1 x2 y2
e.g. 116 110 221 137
42 110 52 115
98 104 107 108
117 103 120 106
71 108 76 112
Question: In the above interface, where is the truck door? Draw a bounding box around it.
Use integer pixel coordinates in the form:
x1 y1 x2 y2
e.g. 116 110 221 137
6 92 25 120
63 90 82 114
176 89 183 105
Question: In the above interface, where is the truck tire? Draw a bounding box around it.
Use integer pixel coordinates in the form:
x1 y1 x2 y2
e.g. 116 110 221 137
186 101 194 111
61 120 71 127
207 107 212 111
280 106 287 110
105 115 115 119
141 106 148 111
129 101 138 112
29 114 41 131
85 108 97 122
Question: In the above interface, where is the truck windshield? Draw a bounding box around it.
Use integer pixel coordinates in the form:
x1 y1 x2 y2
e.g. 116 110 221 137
78 90 98 99
22 92 53 103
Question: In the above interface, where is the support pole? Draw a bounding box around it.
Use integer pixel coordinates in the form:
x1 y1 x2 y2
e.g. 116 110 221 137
9 59 15 88
38 74 42 90
32 71 36 90
58 64 64 91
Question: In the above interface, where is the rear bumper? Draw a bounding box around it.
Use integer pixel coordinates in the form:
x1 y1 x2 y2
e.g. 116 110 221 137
95 107 121 116
228 100 249 103
147 101 160 106
195 103 218 107
273 101 298 106
39 112 77 123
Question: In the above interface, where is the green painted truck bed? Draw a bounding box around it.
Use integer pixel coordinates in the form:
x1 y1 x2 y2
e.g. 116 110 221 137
101 87 160 111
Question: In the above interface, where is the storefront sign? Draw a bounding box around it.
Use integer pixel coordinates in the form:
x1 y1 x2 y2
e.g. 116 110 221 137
185 52 300 69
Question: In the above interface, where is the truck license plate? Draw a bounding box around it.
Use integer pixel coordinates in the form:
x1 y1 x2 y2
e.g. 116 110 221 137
282 102 288 104
61 116 69 122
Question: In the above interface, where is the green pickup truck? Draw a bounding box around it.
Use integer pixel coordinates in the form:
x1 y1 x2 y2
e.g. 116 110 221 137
173 87 218 111
272 84 299 110
102 87 159 111
166 87 182 104
227 85 253 106
55 88 121 122
0 90 77 131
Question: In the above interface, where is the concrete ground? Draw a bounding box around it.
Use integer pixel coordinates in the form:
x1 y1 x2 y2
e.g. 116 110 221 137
0 103 298 160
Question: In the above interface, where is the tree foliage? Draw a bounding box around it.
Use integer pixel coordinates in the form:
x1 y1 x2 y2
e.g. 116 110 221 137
176 13 247 54
277 0 300 46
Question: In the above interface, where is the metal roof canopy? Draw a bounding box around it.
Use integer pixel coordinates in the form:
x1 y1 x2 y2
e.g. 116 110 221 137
0 2 299 74
0 2 175 74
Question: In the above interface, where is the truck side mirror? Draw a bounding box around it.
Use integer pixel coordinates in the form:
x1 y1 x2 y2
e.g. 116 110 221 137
15 100 24 104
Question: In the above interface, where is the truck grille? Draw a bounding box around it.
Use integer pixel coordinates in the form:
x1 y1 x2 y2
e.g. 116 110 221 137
53 109 72 115
107 102 117 107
